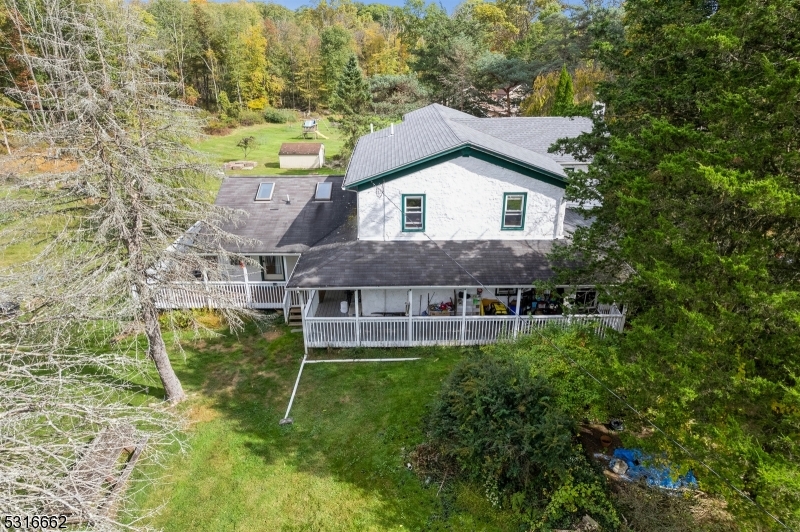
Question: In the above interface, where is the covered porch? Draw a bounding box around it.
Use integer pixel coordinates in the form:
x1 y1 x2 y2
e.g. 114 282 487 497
154 254 302 318
299 287 625 349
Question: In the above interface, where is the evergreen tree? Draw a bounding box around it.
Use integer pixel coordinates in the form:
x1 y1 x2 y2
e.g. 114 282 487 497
553 0 800 527
550 65 574 116
320 25 352 105
330 54 371 116
331 54 373 158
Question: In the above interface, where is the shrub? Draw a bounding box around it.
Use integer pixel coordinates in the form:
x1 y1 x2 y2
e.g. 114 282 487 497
483 326 611 423
263 106 295 124
423 353 619 530
238 109 264 126
203 118 234 135
426 354 575 494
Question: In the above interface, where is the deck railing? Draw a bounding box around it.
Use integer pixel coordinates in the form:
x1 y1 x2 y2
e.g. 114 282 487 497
155 281 288 310
303 311 625 349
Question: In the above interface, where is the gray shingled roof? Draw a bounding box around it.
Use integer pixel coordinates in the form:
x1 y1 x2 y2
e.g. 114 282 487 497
449 116 593 165
343 104 572 188
563 208 594 235
214 176 356 254
286 239 557 289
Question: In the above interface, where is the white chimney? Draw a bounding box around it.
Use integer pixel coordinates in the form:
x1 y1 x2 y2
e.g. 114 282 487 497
370 123 374 133
390 123 394 135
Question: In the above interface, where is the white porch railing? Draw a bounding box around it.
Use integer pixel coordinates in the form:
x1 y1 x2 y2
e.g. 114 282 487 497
303 312 625 349
155 281 288 310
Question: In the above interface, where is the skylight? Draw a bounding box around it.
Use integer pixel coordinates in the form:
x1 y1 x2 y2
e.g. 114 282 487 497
315 182 332 201
255 182 275 201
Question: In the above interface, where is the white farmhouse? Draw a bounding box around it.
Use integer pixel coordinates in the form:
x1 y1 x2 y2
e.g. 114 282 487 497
159 104 622 348
278 142 325 169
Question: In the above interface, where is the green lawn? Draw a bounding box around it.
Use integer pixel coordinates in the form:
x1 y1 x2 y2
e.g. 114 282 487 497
192 118 346 177
129 318 519 531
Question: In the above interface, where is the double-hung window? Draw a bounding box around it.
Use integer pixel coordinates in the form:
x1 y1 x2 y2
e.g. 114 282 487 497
502 192 526 230
402 194 425 232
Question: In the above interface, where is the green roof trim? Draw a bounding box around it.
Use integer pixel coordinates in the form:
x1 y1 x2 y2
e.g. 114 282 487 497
346 144 568 192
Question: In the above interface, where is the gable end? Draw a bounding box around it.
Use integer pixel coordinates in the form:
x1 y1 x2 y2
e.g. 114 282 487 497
346 145 568 192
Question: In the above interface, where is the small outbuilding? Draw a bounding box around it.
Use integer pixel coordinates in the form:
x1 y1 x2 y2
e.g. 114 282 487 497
279 142 325 169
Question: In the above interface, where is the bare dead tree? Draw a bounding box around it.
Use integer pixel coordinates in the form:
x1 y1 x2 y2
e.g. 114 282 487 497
0 337 184 531
0 0 258 404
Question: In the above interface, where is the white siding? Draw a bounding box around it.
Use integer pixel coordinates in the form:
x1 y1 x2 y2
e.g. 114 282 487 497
358 287 528 316
285 255 299 278
279 149 324 169
357 157 566 241
361 289 460 316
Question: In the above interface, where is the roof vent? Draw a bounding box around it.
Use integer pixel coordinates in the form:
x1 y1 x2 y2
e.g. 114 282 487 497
390 123 394 136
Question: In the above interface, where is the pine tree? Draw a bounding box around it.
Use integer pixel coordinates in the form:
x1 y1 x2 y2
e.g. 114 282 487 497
330 54 371 116
552 0 800 526
550 65 575 116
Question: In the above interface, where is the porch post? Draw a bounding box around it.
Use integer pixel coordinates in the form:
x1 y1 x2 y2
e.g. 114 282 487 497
513 288 522 339
355 290 361 347
460 288 467 345
241 261 251 306
301 290 309 356
408 289 413 347
202 270 211 309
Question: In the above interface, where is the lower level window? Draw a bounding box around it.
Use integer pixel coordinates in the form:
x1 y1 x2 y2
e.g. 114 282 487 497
502 192 527 230
402 194 425 232
260 256 284 281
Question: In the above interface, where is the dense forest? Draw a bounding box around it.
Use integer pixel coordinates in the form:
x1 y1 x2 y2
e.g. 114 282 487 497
138 0 612 120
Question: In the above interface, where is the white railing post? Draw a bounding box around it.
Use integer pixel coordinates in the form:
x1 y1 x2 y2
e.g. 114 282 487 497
301 290 313 356
241 262 251 307
202 271 211 308
513 287 522 339
408 289 413 347
460 288 467 345
355 290 361 347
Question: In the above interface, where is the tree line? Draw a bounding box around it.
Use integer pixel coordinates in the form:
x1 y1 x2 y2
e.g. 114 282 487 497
140 0 617 120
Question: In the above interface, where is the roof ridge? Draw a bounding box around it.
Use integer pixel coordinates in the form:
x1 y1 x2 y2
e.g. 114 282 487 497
431 104 469 145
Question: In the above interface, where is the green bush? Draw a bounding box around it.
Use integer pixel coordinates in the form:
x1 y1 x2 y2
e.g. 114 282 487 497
238 109 264 126
203 116 239 135
423 353 619 530
263 106 296 124
483 326 612 423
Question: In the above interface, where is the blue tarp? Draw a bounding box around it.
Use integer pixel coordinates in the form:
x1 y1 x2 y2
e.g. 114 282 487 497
612 448 698 490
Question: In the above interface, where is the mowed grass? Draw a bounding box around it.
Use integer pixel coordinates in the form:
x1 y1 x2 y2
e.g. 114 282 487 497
192 118 346 177
130 318 519 531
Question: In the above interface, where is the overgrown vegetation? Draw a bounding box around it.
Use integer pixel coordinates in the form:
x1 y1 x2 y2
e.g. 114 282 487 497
419 352 619 530
552 0 800 527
